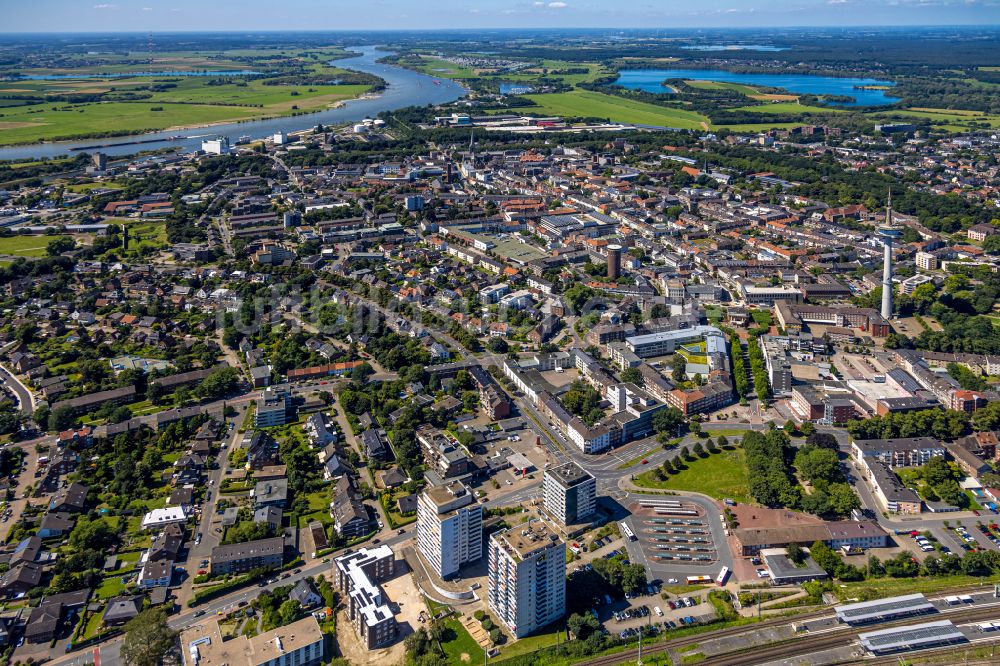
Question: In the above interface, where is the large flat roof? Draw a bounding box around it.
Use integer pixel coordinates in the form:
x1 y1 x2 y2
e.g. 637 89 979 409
494 521 563 562
835 593 934 624
859 620 964 654
544 461 594 489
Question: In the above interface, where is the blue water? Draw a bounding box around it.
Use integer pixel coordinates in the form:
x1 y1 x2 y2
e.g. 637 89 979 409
500 82 534 95
615 68 898 107
680 45 788 52
13 70 260 80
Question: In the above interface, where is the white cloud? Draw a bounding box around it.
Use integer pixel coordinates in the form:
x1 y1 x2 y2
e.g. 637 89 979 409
93 3 116 7
548 1 568 6
143 5 153 10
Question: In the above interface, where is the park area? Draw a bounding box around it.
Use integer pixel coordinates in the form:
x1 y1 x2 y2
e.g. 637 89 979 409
635 446 751 504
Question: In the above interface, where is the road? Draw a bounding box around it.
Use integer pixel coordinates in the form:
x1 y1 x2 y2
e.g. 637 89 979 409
0 365 35 415
175 407 247 606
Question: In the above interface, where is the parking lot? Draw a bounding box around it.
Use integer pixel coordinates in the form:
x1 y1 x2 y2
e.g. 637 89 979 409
625 497 722 569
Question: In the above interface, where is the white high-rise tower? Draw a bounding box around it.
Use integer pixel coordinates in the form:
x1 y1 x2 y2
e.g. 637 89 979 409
878 193 901 321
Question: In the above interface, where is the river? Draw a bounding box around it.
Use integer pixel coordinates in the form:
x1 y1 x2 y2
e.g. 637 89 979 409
0 47 466 161
614 68 898 107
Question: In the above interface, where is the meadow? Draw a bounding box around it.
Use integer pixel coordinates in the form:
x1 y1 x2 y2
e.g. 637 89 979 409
0 234 69 258
0 75 370 146
520 90 709 129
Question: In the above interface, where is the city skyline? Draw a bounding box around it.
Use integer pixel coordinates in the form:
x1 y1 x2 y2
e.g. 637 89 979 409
4 0 999 32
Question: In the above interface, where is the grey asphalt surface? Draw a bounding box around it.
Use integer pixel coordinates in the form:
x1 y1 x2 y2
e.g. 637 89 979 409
0 366 34 415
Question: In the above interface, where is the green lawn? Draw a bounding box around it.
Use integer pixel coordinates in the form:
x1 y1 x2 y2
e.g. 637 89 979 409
497 621 564 659
96 574 129 600
521 91 709 129
79 609 107 641
683 80 760 96
440 617 483 665
733 101 846 115
122 221 168 252
297 489 333 528
65 180 126 193
414 57 478 79
751 310 773 327
635 448 750 504
702 428 750 438
0 234 69 258
835 573 1000 602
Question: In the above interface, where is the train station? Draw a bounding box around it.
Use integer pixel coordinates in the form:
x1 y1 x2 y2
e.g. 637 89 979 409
834 593 936 625
859 620 966 655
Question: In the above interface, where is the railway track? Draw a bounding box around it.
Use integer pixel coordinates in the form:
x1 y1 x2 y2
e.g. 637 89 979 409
573 608 834 666
697 604 1000 666
575 599 1000 666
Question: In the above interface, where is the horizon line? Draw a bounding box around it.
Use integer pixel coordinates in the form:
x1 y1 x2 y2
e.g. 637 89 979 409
2 24 999 36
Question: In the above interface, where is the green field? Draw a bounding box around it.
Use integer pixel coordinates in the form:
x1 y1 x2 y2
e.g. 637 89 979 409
122 221 168 252
521 91 709 129
0 234 69 258
733 101 846 115
683 80 760 96
413 56 611 87
513 90 811 131
0 69 370 146
497 621 563 659
634 448 750 503
416 57 478 79
874 107 1000 131
440 618 482 664
0 47 355 77
65 181 126 193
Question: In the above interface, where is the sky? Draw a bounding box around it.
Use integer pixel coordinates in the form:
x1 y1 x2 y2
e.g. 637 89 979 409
3 0 998 32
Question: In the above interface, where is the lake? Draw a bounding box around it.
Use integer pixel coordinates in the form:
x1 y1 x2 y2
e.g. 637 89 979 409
0 47 467 161
614 68 898 107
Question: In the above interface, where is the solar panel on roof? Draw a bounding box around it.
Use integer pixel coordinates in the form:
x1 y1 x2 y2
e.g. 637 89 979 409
859 620 964 653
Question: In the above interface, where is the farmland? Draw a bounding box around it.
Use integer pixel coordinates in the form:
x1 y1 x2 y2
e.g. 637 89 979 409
0 78 369 146
520 91 709 129
0 48 372 146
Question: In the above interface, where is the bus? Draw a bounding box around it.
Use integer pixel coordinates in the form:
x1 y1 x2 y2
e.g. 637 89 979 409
620 522 637 542
686 575 712 585
716 566 730 586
